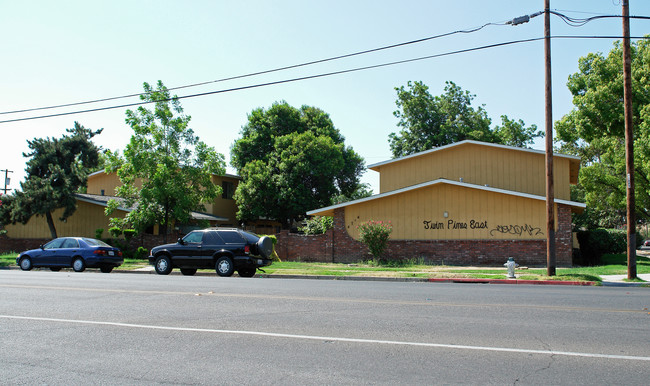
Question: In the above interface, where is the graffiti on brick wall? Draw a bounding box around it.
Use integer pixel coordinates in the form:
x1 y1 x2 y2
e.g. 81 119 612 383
423 219 543 238
489 224 543 237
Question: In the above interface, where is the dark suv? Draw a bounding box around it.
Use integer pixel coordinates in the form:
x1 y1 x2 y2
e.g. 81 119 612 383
148 228 274 277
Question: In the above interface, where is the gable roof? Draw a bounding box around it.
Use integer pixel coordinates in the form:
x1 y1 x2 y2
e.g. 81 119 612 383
88 169 242 180
306 179 586 217
74 193 229 222
368 140 581 184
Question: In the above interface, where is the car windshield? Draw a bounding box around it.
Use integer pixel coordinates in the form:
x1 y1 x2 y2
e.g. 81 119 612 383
82 238 113 247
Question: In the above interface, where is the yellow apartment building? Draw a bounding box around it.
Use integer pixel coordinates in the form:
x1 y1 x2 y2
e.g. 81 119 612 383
2 170 242 240
304 140 585 266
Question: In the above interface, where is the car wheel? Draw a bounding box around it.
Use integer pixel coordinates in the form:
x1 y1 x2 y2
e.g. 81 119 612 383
180 268 197 276
72 257 86 272
215 256 234 277
256 236 274 259
50 267 62 272
19 257 33 271
100 266 114 273
238 268 256 278
154 255 173 275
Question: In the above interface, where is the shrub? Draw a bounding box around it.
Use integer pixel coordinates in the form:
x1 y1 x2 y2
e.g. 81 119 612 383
299 216 333 235
95 228 104 239
134 246 148 260
357 220 393 260
123 229 137 241
108 226 123 238
575 228 642 266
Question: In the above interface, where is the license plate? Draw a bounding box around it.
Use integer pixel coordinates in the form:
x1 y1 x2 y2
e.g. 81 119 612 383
108 251 114 256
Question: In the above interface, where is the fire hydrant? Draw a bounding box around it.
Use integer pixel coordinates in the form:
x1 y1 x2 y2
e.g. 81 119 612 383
504 257 519 279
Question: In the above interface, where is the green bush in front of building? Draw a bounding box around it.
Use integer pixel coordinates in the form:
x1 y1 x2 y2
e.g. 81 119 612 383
299 216 333 235
576 229 642 266
357 220 393 261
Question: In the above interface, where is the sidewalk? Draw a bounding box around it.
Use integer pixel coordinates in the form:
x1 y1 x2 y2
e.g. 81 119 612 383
600 273 650 287
125 265 650 286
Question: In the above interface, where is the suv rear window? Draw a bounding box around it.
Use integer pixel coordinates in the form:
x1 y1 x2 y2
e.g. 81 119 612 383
203 231 224 245
218 230 246 244
240 230 260 244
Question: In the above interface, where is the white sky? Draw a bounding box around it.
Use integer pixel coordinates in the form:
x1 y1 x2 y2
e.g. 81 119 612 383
1 0 649 194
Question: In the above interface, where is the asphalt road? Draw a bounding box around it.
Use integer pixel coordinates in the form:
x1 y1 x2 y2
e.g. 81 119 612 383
1 271 648 385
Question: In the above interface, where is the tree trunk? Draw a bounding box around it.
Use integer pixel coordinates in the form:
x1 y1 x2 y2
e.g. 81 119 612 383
161 204 169 243
45 212 57 239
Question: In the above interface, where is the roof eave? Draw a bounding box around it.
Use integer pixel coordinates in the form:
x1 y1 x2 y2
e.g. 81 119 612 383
307 179 587 216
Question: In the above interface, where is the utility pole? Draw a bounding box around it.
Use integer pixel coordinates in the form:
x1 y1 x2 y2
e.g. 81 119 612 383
622 0 637 279
1 169 12 194
544 0 556 276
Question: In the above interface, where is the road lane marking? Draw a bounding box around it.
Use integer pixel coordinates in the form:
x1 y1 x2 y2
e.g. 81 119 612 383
1 314 649 362
1 283 647 314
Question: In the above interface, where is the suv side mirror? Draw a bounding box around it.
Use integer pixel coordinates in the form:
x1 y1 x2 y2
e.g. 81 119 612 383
177 238 184 245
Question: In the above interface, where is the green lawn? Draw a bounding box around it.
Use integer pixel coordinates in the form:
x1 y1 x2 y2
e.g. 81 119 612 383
2 251 648 283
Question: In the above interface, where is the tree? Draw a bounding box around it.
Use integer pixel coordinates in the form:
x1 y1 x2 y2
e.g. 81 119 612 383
231 101 365 228
555 38 650 227
389 81 541 157
0 123 102 238
494 115 543 148
330 183 374 205
107 81 225 240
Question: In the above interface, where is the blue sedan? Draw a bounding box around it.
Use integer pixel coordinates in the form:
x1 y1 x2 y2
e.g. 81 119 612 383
17 237 123 273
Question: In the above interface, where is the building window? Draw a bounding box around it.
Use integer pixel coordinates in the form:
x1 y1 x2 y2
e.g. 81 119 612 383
222 181 235 199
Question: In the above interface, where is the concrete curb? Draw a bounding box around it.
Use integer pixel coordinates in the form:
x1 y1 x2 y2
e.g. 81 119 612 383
426 277 597 286
4 266 647 286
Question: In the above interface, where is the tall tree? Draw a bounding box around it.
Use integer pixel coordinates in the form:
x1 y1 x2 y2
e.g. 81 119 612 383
555 38 650 227
389 81 541 157
231 101 365 228
107 81 225 240
1 123 102 238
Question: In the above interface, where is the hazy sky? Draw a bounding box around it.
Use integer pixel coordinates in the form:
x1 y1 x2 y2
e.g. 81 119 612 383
1 0 649 194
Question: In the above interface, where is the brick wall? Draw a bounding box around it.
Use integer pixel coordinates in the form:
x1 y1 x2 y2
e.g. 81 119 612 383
275 206 574 267
0 232 181 255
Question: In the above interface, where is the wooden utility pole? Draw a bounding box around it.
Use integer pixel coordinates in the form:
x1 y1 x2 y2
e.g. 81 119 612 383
544 0 556 276
622 0 637 279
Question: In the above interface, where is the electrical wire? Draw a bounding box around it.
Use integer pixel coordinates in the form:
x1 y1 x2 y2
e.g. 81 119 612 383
0 21 507 116
550 11 650 27
2 34 649 125
3 10 648 123
0 37 545 124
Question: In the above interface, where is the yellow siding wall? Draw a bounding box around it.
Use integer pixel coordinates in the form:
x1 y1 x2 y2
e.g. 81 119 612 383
345 183 554 240
3 201 127 239
204 175 240 226
87 172 122 196
376 143 571 200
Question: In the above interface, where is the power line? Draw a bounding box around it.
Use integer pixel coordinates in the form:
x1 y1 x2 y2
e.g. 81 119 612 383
0 37 544 124
1 35 648 125
5 9 646 117
0 21 508 116
550 11 650 27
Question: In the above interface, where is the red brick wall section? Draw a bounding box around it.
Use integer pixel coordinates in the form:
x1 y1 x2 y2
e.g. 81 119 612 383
0 232 182 255
274 205 574 267
0 236 50 254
